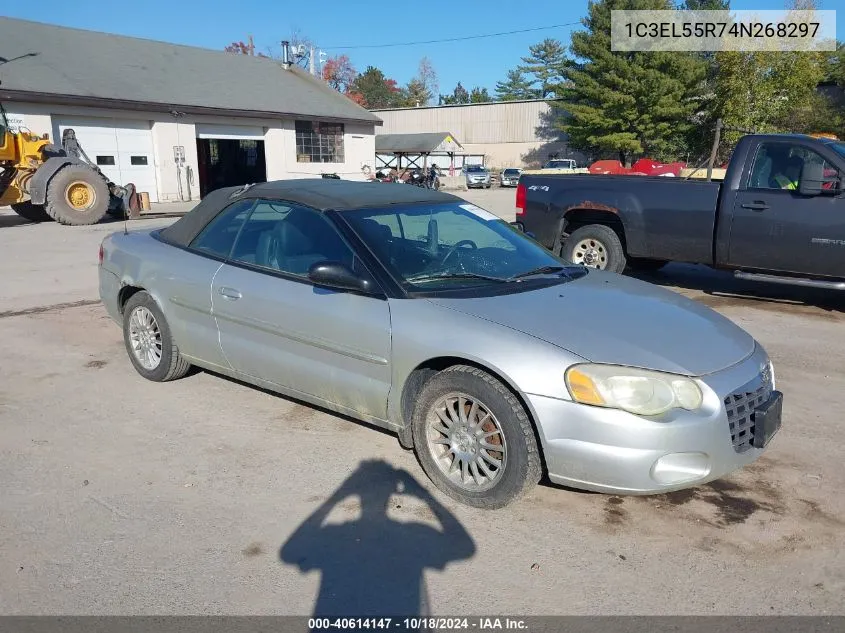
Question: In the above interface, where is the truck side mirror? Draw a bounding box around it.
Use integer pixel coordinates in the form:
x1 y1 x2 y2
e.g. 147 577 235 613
799 161 823 196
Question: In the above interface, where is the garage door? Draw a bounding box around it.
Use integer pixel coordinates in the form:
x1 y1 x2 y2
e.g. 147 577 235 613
53 117 159 202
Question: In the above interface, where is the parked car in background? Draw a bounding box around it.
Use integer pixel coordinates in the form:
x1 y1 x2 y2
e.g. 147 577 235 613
465 165 491 189
500 168 522 187
99 179 781 509
543 159 578 170
515 134 845 289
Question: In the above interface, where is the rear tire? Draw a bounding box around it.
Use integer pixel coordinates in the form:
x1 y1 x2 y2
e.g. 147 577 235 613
122 291 191 382
411 365 542 509
563 224 626 273
11 201 52 223
44 164 110 225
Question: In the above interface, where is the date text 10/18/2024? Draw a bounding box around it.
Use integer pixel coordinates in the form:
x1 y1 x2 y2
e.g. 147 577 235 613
308 618 528 631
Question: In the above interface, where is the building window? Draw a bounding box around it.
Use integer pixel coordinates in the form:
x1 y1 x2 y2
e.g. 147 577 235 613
130 156 148 166
96 155 116 166
295 121 344 163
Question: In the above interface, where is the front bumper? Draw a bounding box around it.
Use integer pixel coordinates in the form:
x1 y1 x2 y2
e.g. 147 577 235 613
528 345 777 494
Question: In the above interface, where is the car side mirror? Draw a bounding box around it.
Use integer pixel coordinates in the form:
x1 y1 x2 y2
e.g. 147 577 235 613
799 161 824 196
308 261 372 293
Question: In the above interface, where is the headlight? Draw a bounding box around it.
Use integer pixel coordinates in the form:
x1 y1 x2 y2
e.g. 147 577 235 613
565 364 703 416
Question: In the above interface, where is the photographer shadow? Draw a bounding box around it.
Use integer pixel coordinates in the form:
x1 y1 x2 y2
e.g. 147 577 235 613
280 460 476 617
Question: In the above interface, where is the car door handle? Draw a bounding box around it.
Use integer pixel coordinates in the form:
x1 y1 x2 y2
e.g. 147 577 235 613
741 201 770 211
218 287 242 301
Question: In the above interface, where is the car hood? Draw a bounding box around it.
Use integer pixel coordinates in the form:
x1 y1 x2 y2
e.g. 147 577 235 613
426 270 755 376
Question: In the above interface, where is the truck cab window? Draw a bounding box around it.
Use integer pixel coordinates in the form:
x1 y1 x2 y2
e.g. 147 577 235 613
749 143 836 192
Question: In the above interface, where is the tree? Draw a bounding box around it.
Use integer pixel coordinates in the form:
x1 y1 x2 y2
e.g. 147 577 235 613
825 41 845 86
556 0 707 164
349 66 404 109
495 69 538 101
469 87 491 103
519 38 567 98
416 57 438 103
322 55 357 93
224 36 268 58
680 0 729 9
712 49 826 150
439 82 470 105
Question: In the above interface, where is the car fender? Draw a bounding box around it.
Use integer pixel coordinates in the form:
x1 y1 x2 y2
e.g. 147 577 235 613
386 299 584 433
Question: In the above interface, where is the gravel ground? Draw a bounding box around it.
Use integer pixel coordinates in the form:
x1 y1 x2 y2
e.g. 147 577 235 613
1 190 843 615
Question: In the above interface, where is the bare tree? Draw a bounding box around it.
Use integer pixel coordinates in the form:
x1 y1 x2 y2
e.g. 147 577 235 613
416 57 438 103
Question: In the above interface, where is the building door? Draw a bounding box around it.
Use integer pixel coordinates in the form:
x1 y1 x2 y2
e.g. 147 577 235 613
195 124 267 197
53 116 159 202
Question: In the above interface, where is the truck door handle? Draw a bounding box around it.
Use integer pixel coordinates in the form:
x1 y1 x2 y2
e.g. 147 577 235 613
218 287 242 300
741 201 770 211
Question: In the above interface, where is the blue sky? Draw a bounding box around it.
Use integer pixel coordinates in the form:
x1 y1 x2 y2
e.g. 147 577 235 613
5 0 843 98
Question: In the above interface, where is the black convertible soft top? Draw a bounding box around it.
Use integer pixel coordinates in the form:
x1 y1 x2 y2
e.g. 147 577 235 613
160 178 460 248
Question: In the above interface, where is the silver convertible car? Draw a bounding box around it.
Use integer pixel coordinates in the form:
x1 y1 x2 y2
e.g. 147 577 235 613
99 180 782 509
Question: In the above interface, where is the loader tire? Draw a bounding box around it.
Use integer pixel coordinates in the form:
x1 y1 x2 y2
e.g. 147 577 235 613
44 165 110 226
11 201 52 223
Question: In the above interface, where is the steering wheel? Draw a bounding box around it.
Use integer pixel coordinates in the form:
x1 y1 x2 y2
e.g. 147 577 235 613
440 239 478 266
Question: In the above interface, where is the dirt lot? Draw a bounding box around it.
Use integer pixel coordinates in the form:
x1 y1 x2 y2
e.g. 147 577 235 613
1 190 843 615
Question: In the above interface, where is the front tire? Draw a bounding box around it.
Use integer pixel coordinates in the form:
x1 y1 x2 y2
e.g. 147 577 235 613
122 291 191 382
563 224 626 273
411 365 542 509
45 164 110 225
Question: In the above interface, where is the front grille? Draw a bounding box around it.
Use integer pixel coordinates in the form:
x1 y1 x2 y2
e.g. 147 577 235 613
724 373 773 453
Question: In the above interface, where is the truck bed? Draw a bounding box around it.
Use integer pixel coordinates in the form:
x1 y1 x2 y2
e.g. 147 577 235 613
519 174 722 265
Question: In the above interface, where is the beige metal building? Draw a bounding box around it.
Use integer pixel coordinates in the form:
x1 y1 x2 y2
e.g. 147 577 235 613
371 99 586 169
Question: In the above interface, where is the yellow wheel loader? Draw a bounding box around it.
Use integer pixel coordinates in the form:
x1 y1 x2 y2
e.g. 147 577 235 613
0 103 137 225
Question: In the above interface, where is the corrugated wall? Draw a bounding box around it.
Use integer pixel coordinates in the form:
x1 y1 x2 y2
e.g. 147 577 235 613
373 100 557 145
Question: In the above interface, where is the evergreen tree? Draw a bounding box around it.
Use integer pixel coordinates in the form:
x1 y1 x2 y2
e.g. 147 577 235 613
557 0 707 164
469 87 491 103
350 66 404 109
519 38 567 98
439 82 470 105
495 69 539 101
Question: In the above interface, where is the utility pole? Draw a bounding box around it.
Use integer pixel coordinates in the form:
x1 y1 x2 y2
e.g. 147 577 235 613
309 45 315 76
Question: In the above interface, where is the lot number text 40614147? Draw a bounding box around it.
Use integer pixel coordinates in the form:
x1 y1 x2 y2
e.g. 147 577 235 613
308 617 529 631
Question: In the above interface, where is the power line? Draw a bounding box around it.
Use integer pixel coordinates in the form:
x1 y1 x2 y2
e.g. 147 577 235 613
324 22 581 50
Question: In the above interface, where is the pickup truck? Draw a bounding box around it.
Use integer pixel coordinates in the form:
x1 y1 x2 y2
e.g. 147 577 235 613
515 134 845 290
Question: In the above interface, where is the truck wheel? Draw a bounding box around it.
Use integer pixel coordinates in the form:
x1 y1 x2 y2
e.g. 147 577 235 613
627 257 667 273
564 224 626 273
411 365 542 509
11 201 52 223
44 165 110 226
122 291 191 382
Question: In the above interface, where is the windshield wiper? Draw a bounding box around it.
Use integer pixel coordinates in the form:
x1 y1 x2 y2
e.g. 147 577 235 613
506 265 566 281
406 272 508 284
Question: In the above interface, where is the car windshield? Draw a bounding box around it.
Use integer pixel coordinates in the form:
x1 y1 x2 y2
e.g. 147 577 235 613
503 169 520 176
343 202 583 292
830 142 845 160
466 166 486 172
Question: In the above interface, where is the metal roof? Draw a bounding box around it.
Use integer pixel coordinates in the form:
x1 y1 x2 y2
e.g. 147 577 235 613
370 98 563 112
375 132 463 153
0 17 382 124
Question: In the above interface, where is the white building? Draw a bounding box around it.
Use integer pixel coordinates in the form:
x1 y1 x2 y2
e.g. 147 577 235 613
371 100 586 170
0 17 381 203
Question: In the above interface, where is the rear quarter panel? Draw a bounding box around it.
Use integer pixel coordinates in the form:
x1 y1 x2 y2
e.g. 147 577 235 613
100 229 226 366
